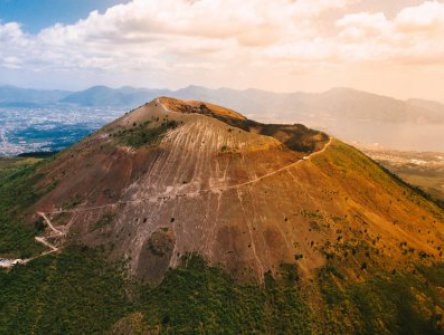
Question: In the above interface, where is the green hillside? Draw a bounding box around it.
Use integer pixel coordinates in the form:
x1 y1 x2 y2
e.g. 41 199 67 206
1 154 443 334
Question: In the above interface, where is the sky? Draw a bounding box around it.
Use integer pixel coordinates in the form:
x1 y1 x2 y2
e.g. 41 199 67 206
0 0 130 33
0 0 443 101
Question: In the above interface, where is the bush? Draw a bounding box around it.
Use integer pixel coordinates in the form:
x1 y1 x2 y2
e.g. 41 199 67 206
0 158 53 257
117 120 179 148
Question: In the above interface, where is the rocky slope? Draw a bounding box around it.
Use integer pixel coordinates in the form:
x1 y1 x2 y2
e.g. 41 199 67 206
1 97 444 334
23 97 443 284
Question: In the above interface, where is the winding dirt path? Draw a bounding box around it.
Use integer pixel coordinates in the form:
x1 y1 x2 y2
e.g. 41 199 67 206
37 212 64 236
34 237 58 251
216 136 332 191
44 135 333 216
44 135 332 216
1 213 63 268
2 101 333 269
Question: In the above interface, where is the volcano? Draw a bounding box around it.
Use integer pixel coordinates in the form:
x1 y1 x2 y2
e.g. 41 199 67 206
1 97 443 334
28 97 443 281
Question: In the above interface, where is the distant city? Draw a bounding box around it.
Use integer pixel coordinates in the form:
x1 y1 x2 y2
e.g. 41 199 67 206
0 105 123 156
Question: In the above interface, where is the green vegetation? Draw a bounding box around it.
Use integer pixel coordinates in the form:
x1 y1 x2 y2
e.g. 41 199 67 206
2 244 443 334
114 120 179 148
0 246 128 334
205 115 329 154
0 158 54 258
91 212 115 231
139 256 313 334
0 247 315 334
1 140 444 334
313 140 444 220
319 264 444 335
374 159 444 210
301 209 324 221
364 149 444 208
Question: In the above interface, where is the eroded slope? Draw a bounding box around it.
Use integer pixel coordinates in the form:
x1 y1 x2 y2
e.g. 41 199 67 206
23 97 444 284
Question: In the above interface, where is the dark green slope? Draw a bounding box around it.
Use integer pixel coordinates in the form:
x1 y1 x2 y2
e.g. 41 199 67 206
1 245 443 334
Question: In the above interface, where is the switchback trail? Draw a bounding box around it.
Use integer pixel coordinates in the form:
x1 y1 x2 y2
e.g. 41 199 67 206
34 237 58 251
37 211 64 236
0 213 63 268
2 100 332 269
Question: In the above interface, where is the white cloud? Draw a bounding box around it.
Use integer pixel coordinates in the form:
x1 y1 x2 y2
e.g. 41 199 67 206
336 1 444 64
396 1 444 34
0 0 443 95
337 12 391 39
0 0 358 73
0 22 31 68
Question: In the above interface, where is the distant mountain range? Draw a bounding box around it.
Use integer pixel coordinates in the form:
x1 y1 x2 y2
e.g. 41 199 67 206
1 84 444 151
60 85 169 107
0 85 71 106
3 84 444 124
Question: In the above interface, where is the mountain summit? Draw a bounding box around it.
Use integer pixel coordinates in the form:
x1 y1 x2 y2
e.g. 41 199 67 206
26 97 442 283
1 97 443 333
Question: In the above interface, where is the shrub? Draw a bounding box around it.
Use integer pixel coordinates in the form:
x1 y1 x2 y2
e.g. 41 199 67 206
117 120 179 148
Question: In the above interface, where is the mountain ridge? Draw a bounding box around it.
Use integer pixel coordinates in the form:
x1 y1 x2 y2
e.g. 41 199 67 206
2 84 444 151
0 85 72 104
4 83 444 116
1 97 444 334
10 97 441 283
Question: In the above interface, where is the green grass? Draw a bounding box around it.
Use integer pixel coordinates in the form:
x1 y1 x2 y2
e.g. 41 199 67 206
1 142 444 334
313 140 444 218
114 120 179 148
139 255 314 334
319 265 444 335
91 212 115 231
1 241 444 334
0 249 315 335
0 246 128 335
0 157 55 258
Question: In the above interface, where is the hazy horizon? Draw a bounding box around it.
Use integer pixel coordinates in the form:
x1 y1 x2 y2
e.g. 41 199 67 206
1 83 443 104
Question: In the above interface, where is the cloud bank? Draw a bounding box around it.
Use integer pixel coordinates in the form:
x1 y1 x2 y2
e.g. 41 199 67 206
1 0 443 99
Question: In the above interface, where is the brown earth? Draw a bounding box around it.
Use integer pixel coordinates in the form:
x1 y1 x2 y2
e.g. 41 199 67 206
27 97 444 283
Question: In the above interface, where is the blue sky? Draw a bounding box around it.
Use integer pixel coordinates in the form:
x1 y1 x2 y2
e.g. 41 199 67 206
0 0 129 32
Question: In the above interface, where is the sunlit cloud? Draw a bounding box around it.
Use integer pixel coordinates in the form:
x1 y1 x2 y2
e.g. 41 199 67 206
0 0 443 99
